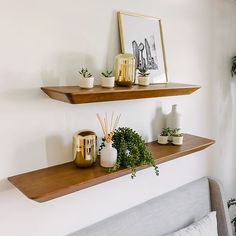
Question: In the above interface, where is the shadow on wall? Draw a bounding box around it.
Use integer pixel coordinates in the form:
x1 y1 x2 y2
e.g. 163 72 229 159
41 53 97 86
45 135 72 166
41 11 120 87
151 106 166 141
0 88 44 106
0 179 14 193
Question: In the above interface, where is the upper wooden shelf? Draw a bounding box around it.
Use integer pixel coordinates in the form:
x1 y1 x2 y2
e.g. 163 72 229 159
8 134 214 202
41 83 201 104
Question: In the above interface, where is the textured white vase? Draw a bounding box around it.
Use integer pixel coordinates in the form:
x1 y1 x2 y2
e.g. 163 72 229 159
101 76 115 88
172 136 184 145
79 77 94 89
166 104 182 129
100 142 117 168
157 135 168 144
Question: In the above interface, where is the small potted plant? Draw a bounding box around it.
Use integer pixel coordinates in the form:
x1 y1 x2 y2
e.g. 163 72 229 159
172 128 183 145
158 128 170 144
138 66 150 86
78 68 94 89
101 70 115 88
232 56 236 78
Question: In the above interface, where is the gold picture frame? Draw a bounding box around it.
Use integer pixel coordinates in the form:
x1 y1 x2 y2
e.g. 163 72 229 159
118 11 168 84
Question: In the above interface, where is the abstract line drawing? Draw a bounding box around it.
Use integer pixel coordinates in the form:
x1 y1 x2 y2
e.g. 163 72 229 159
132 37 158 70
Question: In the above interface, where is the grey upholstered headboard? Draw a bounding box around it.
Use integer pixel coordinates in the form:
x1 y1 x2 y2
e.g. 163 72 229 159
69 177 232 236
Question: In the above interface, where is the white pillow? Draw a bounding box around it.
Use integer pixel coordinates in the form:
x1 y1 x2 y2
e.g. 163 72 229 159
166 211 218 236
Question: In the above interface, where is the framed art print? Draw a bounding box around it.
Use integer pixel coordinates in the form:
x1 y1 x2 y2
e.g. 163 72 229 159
118 12 168 84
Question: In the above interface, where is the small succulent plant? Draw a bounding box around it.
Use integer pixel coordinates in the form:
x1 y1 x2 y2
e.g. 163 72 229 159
232 56 236 77
160 128 171 136
172 128 183 137
138 66 150 77
79 68 92 78
101 70 113 78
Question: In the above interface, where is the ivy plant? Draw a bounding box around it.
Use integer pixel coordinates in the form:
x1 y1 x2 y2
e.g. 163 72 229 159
232 56 236 77
100 127 159 178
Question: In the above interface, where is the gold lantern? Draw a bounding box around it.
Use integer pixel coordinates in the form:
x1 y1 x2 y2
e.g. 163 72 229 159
114 53 136 87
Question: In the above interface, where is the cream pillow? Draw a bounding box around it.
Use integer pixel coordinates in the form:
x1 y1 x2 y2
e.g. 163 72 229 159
166 211 218 236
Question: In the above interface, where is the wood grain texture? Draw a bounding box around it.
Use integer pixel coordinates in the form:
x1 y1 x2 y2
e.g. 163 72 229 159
41 83 201 104
8 134 214 202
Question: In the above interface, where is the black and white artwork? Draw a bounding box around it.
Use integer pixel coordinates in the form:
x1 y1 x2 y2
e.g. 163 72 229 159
118 12 168 84
132 37 158 70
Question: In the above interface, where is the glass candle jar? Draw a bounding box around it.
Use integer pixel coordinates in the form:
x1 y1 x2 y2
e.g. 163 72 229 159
114 53 136 87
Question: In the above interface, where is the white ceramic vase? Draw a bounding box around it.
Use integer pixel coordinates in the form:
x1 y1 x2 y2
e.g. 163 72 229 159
101 76 115 88
166 104 182 129
138 76 150 86
100 142 117 168
172 136 184 145
157 135 168 144
79 77 94 89
166 104 182 141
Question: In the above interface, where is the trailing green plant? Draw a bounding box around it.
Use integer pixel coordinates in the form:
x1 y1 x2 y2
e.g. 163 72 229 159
232 56 236 77
79 68 92 78
172 128 183 137
100 127 159 178
101 70 113 77
160 128 171 136
228 198 236 235
138 66 150 77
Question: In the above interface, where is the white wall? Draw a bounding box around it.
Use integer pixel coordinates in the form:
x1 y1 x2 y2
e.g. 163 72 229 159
0 0 235 235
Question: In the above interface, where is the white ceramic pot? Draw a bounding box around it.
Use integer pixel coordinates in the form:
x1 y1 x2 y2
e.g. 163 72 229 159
79 77 94 89
158 135 168 145
172 136 183 145
100 142 117 168
101 76 115 88
138 76 150 86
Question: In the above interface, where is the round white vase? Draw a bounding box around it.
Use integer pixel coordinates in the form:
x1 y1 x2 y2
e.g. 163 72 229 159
100 142 117 168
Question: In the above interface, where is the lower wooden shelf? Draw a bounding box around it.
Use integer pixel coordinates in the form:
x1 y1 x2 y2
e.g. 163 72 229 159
8 134 215 202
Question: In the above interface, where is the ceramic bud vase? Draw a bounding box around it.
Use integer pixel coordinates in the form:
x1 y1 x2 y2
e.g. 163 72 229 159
166 104 182 140
100 142 117 168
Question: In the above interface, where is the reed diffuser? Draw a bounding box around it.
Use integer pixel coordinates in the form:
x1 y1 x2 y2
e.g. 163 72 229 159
96 112 121 168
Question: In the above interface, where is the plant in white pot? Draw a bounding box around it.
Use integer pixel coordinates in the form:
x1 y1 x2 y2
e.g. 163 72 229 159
158 128 170 145
172 128 183 145
78 68 94 89
232 56 236 78
138 66 150 86
101 70 115 88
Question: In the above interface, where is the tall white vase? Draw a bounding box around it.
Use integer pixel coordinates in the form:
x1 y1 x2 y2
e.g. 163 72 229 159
166 104 182 129
100 142 117 168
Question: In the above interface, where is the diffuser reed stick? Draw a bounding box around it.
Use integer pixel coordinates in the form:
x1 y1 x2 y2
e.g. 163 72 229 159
96 112 121 143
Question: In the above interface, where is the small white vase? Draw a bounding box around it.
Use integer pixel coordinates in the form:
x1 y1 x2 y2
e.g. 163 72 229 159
101 76 115 88
100 142 117 168
138 76 150 86
158 135 168 144
172 136 184 145
79 77 94 89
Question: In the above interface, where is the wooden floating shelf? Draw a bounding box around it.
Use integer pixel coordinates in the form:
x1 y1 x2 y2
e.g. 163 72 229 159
8 134 214 203
41 83 201 104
